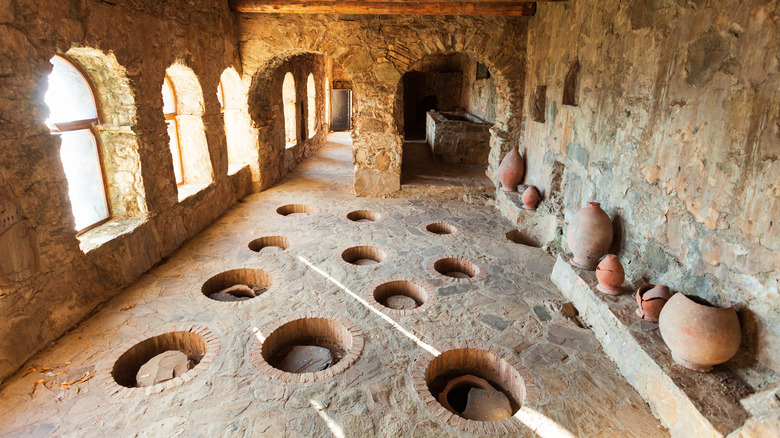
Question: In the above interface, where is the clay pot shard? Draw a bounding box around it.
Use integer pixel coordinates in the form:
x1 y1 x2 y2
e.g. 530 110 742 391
567 202 613 270
595 255 625 295
659 293 741 372
521 186 540 210
498 146 525 192
635 284 671 322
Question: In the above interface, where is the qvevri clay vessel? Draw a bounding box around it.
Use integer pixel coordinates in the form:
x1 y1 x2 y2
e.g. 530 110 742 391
595 255 624 295
567 202 613 270
659 293 741 372
521 186 540 210
497 146 524 192
635 284 671 322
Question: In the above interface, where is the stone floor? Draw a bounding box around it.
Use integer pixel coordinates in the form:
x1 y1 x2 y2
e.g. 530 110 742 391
396 140 493 200
0 133 667 437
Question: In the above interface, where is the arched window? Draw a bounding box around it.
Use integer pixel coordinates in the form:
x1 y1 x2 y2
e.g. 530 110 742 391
282 72 297 148
162 76 183 184
45 55 109 232
307 73 316 139
163 63 213 199
218 68 255 174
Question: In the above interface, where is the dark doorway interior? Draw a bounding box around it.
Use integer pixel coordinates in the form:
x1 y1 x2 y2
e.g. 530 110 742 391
331 89 352 131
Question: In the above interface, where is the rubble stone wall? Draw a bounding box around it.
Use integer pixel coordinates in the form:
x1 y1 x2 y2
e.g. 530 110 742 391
522 0 780 379
0 0 244 381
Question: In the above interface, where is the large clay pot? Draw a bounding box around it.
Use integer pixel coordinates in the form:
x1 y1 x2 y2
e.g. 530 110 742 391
659 293 741 372
521 186 540 210
497 147 524 192
635 284 671 322
595 255 624 295
567 202 613 270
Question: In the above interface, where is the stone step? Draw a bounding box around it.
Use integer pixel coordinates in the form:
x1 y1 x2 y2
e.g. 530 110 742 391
550 255 753 438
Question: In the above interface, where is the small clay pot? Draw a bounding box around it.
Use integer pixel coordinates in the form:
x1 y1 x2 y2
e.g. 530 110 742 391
521 186 540 210
567 202 613 270
659 293 741 372
497 146 524 192
595 255 624 295
635 284 672 322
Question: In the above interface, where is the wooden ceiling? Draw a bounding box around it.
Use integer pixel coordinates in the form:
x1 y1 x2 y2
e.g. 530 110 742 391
230 1 564 16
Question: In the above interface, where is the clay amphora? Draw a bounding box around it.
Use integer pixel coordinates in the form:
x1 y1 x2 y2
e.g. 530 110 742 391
659 293 741 372
635 284 671 322
567 202 613 270
595 255 624 295
521 186 540 210
498 147 524 192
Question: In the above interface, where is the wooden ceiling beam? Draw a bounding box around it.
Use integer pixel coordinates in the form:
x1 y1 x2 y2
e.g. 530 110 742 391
230 1 562 16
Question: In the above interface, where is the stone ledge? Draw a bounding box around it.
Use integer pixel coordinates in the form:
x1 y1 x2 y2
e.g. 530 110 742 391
494 189 559 249
551 255 752 438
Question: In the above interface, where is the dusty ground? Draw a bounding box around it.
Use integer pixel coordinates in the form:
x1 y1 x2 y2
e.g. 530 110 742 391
0 133 667 437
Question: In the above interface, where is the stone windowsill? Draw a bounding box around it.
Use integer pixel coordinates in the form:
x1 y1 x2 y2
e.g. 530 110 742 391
78 217 148 253
227 163 250 176
177 182 210 202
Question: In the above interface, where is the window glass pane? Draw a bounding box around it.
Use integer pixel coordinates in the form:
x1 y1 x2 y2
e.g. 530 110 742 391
162 78 176 114
45 56 98 125
166 120 183 184
59 129 108 231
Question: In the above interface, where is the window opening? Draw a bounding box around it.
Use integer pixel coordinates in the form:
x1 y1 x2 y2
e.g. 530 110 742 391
162 76 184 184
307 73 316 139
283 72 297 148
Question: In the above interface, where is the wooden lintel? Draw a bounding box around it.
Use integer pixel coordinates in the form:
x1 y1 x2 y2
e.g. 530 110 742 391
230 1 551 16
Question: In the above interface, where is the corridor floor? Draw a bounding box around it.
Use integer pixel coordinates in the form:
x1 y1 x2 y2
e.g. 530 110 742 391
0 133 667 437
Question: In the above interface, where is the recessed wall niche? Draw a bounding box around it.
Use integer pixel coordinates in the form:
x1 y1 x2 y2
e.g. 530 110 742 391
562 59 580 106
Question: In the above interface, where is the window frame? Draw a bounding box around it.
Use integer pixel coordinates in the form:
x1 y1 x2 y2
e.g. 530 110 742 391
163 75 185 186
48 54 112 235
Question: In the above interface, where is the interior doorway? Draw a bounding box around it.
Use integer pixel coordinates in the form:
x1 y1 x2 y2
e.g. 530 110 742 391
331 89 352 131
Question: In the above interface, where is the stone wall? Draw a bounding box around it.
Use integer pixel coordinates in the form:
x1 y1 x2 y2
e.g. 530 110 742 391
462 57 497 123
238 13 530 196
0 0 245 382
521 0 780 381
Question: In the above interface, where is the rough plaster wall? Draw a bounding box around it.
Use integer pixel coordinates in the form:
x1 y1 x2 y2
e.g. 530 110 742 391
462 58 497 123
239 14 529 196
251 53 330 189
523 0 780 380
0 0 244 381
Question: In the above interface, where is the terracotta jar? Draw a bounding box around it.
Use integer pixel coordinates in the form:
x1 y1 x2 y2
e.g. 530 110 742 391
595 255 624 295
498 146 524 192
521 186 540 210
635 284 671 322
659 293 741 372
567 202 613 270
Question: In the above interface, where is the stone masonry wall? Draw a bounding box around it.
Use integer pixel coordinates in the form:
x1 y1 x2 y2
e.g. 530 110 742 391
238 13 530 196
521 0 780 380
0 0 244 382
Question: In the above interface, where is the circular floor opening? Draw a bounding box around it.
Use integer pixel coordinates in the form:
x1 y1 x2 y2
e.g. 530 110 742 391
345 209 384 223
341 245 387 266
275 204 320 217
373 280 428 311
432 257 483 280
415 346 531 433
422 221 459 236
251 314 363 382
202 269 273 303
248 236 291 255
111 330 208 389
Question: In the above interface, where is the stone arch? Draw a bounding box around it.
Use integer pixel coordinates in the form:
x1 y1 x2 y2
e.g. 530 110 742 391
247 49 360 190
392 48 524 187
63 47 149 220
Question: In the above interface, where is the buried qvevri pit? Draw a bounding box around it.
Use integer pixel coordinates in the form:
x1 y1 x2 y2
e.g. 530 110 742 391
248 235 291 255
202 268 273 302
111 331 208 389
275 203 321 217
345 209 384 222
373 280 428 310
252 315 363 381
432 257 484 280
341 245 387 266
422 221 459 236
